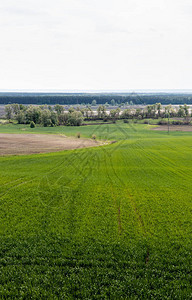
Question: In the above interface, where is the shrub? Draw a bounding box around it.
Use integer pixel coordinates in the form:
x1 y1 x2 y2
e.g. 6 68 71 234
92 134 96 140
157 119 168 125
30 121 35 128
171 120 183 125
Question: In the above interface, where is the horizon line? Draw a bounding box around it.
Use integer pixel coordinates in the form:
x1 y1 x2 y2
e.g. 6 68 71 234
0 89 192 94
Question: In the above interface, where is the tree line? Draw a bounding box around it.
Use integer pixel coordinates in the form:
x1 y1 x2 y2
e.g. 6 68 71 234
4 103 191 127
1 92 192 105
4 104 84 127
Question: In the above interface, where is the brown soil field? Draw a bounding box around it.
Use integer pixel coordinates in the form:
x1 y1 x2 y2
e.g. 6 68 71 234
152 125 192 132
0 134 99 155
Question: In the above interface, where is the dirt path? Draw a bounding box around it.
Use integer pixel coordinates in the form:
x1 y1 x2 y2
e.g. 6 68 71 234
0 133 99 155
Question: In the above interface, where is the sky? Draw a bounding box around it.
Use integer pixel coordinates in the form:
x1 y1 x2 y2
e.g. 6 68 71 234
0 0 192 91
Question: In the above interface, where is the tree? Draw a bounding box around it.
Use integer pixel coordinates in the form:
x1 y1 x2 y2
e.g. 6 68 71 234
177 105 185 117
25 106 41 124
68 111 84 126
50 112 58 126
156 103 162 118
115 107 120 118
91 100 97 106
135 108 142 119
40 109 52 127
183 104 189 117
54 104 64 115
101 105 107 119
145 104 156 118
58 112 69 125
19 104 26 111
111 99 115 106
97 105 107 119
68 107 75 113
88 106 94 119
11 103 20 115
97 105 102 118
110 109 117 119
83 108 89 118
110 108 120 122
5 105 12 121
80 108 86 117
121 109 131 119
15 111 26 124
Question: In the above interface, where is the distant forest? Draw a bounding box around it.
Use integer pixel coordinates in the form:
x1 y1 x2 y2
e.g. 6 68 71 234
0 92 192 105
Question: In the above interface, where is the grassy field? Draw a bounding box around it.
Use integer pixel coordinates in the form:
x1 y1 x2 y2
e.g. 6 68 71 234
0 122 192 298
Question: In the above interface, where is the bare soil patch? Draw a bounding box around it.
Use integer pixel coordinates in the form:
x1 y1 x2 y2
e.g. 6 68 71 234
0 134 99 155
152 125 192 132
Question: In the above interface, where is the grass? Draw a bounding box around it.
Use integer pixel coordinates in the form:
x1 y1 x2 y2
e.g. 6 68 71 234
0 122 192 298
0 120 190 139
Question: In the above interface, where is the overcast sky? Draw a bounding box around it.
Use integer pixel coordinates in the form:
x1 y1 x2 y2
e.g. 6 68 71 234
0 0 192 91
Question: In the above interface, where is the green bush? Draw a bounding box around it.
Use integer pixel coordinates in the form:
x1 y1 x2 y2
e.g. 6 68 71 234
157 119 168 125
30 121 35 128
92 134 96 140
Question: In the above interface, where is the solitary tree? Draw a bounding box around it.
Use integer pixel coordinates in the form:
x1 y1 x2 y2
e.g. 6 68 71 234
91 100 97 106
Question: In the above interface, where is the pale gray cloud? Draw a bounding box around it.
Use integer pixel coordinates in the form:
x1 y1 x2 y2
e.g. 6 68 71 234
0 0 192 91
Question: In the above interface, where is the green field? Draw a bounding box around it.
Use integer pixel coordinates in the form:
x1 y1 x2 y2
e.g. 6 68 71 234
0 122 192 299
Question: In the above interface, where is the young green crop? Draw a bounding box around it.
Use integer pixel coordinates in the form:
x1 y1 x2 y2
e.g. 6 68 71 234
0 123 192 298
